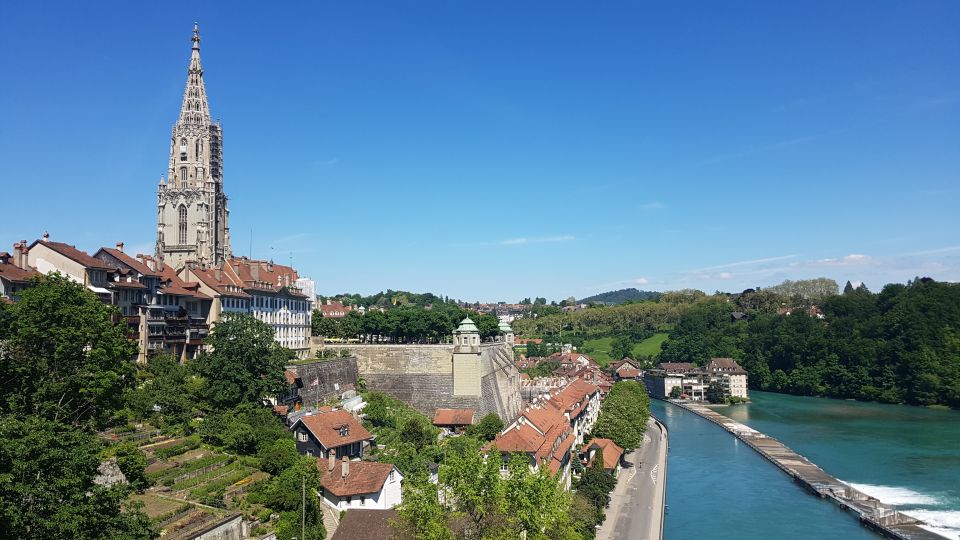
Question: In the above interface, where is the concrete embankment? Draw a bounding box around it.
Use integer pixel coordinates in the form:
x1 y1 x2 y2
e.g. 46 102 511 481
670 400 947 540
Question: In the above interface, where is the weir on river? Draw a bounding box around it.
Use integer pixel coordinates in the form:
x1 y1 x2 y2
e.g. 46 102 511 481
673 400 947 540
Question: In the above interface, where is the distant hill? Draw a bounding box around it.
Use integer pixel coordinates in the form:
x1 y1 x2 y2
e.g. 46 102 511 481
579 288 660 305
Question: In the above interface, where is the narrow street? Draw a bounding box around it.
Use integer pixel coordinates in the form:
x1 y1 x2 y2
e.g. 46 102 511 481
596 416 668 540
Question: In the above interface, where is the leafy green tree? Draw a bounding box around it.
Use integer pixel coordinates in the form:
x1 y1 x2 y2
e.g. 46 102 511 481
256 437 301 476
399 416 439 450
194 313 292 410
253 456 325 540
311 313 339 337
575 456 616 514
465 413 504 441
610 335 634 361
592 381 650 450
125 354 200 429
0 416 153 539
669 386 682 399
109 442 149 490
706 381 726 404
0 273 137 428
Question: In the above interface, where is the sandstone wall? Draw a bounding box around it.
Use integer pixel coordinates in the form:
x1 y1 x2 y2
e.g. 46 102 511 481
320 342 522 421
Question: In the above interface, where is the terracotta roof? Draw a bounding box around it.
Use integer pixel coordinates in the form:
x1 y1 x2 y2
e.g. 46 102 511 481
432 408 474 427
581 438 624 471
97 247 162 277
618 368 641 379
226 257 305 297
490 423 546 454
319 460 396 497
31 240 112 270
158 264 211 299
546 379 599 416
295 410 373 450
331 509 406 540
0 261 39 283
188 267 251 298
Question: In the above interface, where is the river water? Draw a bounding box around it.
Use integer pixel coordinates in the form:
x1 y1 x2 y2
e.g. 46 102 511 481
653 392 960 540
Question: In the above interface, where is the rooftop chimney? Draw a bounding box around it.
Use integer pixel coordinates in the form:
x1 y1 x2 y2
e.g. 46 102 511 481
341 457 349 479
328 453 336 472
116 242 124 252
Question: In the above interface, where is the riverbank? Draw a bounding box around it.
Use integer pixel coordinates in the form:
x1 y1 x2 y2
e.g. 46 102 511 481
671 399 949 539
597 416 668 540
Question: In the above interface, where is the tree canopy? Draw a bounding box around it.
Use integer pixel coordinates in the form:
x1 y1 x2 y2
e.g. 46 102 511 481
194 313 292 410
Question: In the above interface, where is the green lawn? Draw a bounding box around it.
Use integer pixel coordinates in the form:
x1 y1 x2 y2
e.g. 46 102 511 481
579 333 669 368
634 333 669 357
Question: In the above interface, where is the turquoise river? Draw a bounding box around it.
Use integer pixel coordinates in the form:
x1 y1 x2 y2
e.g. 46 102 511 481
653 391 960 540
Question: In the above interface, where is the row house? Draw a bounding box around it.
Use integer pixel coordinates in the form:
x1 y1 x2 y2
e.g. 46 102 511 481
93 245 211 362
20 236 211 362
541 379 601 447
489 403 576 489
183 257 312 357
580 438 625 477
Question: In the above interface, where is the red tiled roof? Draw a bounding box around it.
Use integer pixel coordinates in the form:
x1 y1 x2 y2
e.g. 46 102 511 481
432 408 474 427
31 239 112 270
490 423 546 454
0 261 39 283
318 460 396 497
581 438 624 471
546 379 599 415
98 247 162 277
296 410 373 450
618 368 641 379
158 264 211 300
188 267 251 298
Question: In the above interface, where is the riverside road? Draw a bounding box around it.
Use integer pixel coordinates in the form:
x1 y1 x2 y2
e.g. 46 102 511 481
598 416 668 540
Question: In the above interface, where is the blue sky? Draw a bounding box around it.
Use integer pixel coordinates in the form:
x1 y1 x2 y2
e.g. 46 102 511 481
1 1 958 301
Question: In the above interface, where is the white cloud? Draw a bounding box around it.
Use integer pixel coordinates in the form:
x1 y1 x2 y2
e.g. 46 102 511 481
719 272 733 280
632 277 649 285
902 246 960 257
694 254 798 272
812 253 873 267
496 235 574 246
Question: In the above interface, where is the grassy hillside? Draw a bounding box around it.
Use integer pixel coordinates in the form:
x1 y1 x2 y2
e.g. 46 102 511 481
579 333 669 367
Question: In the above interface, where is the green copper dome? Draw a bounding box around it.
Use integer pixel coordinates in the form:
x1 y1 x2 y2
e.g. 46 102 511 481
455 317 479 334
498 320 513 333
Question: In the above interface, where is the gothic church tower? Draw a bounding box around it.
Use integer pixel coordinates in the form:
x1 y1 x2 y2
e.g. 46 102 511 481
156 24 230 269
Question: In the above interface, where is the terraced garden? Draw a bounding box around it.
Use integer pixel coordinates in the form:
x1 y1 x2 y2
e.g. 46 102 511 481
109 425 277 539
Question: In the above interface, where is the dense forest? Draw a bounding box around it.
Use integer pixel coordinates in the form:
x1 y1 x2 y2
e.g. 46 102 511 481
578 288 661 305
659 279 960 407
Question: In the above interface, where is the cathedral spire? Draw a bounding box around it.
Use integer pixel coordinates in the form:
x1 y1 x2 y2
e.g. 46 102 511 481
178 23 211 126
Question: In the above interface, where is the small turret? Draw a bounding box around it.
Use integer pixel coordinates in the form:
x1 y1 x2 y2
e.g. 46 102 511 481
498 320 515 345
454 317 480 352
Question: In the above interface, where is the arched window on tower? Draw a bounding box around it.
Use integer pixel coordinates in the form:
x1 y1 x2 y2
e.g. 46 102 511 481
178 205 188 245
180 166 188 187
180 138 188 161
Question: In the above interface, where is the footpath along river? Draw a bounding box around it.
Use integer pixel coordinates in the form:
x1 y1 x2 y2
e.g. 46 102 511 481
653 392 960 540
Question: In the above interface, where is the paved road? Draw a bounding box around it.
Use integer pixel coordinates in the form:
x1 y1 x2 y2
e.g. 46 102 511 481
596 417 668 540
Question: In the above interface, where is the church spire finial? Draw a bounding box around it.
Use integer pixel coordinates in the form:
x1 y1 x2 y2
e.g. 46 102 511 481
193 22 200 50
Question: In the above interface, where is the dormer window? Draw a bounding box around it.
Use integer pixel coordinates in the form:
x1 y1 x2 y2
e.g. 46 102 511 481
339 425 350 437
